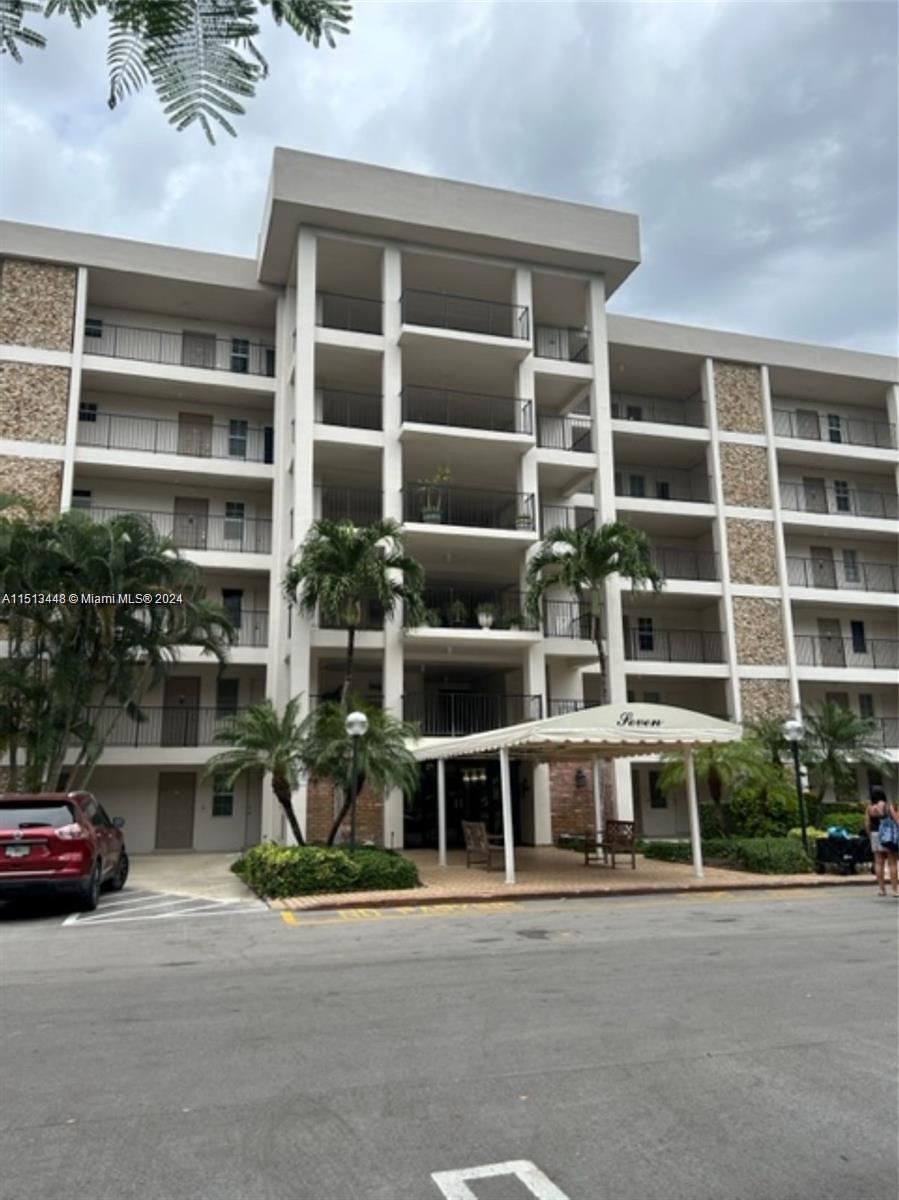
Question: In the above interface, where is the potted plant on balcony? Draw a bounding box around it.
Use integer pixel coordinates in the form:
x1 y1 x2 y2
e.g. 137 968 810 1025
417 466 451 523
514 507 533 531
448 598 468 626
423 607 442 627
504 610 525 631
476 602 496 630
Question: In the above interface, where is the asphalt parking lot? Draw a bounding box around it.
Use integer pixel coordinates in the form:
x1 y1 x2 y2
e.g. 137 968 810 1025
1 888 896 1200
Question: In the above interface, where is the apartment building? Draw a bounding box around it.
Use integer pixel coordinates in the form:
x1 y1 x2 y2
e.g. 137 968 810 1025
1 149 897 853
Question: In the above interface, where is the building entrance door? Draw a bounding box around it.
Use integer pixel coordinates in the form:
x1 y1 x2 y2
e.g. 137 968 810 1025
404 759 523 849
156 772 196 850
178 413 213 457
802 477 827 513
810 546 837 588
173 497 209 550
817 618 846 667
162 676 200 745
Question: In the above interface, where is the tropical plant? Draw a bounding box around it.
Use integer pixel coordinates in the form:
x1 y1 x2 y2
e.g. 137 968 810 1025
657 739 771 810
747 715 790 766
0 1 352 142
297 697 420 846
800 701 893 804
0 507 231 791
283 518 425 704
205 696 307 845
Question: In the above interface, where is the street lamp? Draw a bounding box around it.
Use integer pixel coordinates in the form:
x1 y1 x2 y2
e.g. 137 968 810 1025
784 717 809 853
345 710 369 853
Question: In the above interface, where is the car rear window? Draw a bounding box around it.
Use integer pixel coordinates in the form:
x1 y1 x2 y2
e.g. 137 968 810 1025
0 803 78 830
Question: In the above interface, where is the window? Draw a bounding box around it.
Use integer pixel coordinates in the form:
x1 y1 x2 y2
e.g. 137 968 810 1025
78 402 98 423
649 771 666 809
216 678 239 717
842 549 859 584
71 488 92 511
638 617 654 652
834 480 850 513
859 694 875 719
228 419 248 459
626 405 643 421
222 588 242 630
230 337 250 374
211 776 234 818
850 620 866 653
224 501 245 542
827 414 843 444
655 481 671 500
84 317 103 339
264 347 276 377
629 474 645 498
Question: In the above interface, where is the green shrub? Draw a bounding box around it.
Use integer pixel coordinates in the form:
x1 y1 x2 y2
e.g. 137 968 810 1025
788 826 829 841
643 841 692 864
727 783 799 837
232 844 421 898
699 804 729 839
821 810 866 835
643 836 812 874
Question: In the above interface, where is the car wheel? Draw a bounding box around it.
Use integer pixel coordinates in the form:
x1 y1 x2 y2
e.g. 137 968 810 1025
106 850 129 893
78 862 102 912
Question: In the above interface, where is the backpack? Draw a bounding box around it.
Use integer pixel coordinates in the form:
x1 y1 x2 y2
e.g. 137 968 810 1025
878 803 899 852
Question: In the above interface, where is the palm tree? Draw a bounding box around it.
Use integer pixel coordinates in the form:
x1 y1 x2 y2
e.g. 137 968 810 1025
297 698 420 846
206 697 307 845
800 701 893 805
284 519 425 705
658 738 774 808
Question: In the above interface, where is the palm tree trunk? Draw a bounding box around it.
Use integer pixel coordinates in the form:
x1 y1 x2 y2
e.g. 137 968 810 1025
326 784 354 846
340 626 357 707
272 775 305 846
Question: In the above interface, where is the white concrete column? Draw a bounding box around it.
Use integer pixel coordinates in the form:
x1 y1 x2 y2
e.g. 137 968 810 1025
437 757 447 867
523 642 551 843
59 266 88 512
685 748 704 878
592 755 604 837
499 746 516 884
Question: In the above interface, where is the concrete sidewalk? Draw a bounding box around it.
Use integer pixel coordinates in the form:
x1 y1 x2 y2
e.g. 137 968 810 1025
268 847 877 912
129 853 255 901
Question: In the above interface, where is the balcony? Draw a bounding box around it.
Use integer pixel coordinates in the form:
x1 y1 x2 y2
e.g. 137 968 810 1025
541 505 594 534
85 706 247 747
315 485 383 525
534 325 590 363
86 507 272 554
402 384 531 435
544 600 592 639
871 717 899 747
649 547 719 582
420 588 540 632
787 556 898 593
403 692 542 736
76 411 273 463
316 292 383 335
612 393 705 428
624 628 725 663
229 610 269 647
402 485 535 531
773 409 895 449
779 482 898 521
83 322 274 377
401 289 529 340
317 596 384 631
316 388 382 431
537 414 593 452
794 635 899 670
616 468 711 504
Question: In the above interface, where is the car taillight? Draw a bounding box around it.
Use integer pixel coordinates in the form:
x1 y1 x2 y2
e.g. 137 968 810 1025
56 823 87 840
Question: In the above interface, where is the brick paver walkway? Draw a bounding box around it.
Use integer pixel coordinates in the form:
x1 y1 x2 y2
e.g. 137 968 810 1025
268 846 875 911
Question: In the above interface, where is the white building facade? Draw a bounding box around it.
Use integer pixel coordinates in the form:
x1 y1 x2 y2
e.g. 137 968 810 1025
1 150 897 853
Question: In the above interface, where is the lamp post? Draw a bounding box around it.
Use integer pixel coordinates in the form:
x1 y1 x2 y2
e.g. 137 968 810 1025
784 717 808 853
345 710 369 853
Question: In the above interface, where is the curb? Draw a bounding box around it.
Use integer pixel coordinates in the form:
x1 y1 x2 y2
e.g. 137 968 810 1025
268 873 876 913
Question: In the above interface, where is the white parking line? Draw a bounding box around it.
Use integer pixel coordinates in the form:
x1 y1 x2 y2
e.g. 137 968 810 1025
431 1160 572 1199
66 903 268 926
62 889 264 926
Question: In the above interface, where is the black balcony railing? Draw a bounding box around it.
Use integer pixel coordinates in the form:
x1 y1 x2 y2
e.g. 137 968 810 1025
543 600 593 639
871 717 899 747
419 588 539 632
611 394 706 428
534 325 590 363
401 289 529 340
229 610 269 647
616 469 711 504
83 322 275 376
541 505 595 534
76 411 273 462
624 628 725 663
402 485 535 531
537 414 593 452
403 692 542 736
85 706 247 747
86 507 272 553
772 409 895 449
786 556 898 593
316 292 383 335
315 485 383 525
794 635 899 670
649 547 719 581
402 384 532 435
316 388 382 430
548 698 597 717
779 482 898 520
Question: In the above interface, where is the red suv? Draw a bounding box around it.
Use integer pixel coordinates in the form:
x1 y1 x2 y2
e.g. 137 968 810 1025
0 792 129 911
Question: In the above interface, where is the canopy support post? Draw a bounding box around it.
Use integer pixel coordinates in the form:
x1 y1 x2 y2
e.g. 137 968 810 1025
437 757 447 867
499 746 515 885
592 756 604 840
685 747 704 879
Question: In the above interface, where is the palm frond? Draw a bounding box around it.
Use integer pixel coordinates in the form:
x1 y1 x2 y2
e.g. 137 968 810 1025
107 15 150 107
262 0 351 47
43 0 100 26
0 0 45 62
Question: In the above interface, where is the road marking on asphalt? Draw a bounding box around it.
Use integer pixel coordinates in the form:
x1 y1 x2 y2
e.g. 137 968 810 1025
280 900 523 927
431 1160 571 1199
63 891 265 926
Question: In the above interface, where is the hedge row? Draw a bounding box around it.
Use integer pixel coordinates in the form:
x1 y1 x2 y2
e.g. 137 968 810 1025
232 844 421 898
643 837 813 875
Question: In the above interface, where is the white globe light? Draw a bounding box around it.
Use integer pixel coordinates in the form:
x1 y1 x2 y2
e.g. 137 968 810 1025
345 710 369 738
783 718 804 743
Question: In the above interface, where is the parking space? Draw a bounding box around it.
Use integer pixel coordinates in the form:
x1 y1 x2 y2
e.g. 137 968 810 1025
63 886 265 926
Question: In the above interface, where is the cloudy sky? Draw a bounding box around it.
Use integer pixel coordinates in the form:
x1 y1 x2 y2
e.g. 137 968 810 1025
1 0 896 353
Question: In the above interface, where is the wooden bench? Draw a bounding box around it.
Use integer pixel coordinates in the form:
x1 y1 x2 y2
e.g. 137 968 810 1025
584 820 637 870
462 820 505 870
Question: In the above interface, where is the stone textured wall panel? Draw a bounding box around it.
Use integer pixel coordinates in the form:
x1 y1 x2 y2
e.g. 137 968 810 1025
733 596 787 666
740 679 792 724
0 456 62 519
720 442 771 508
727 519 779 585
714 361 765 434
0 259 77 351
0 362 70 443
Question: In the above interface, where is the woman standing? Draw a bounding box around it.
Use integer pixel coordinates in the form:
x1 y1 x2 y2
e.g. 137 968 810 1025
865 785 899 897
